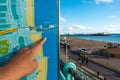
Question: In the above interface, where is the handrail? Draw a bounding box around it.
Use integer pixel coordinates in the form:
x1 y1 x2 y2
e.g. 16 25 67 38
60 59 82 80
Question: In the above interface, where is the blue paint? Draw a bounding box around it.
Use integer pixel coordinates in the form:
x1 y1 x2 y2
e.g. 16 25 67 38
34 0 58 80
18 36 25 48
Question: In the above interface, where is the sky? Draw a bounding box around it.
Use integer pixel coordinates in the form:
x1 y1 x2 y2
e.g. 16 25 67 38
60 0 120 34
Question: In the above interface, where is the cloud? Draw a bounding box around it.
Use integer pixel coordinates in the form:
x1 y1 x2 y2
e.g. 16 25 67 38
95 0 113 4
68 27 74 30
68 25 86 30
60 23 120 34
60 17 66 22
60 24 107 34
107 16 118 19
60 25 89 34
104 24 120 33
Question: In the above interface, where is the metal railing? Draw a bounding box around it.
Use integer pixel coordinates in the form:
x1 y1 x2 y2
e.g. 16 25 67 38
60 59 83 80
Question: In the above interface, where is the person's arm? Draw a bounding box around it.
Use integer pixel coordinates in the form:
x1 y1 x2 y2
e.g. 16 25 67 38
0 66 18 80
0 38 46 80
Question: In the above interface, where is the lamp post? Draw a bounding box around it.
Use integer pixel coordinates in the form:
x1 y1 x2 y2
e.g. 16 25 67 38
65 43 68 62
63 36 69 62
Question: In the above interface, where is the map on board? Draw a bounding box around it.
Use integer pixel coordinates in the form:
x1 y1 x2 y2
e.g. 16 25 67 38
0 0 58 80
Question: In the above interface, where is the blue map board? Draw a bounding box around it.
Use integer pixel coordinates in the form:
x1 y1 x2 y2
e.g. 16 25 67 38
0 0 58 80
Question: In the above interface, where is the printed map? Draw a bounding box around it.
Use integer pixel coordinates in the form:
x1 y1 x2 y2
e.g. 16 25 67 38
0 0 58 80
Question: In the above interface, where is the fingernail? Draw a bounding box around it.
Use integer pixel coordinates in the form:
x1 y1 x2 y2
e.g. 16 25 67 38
43 38 47 41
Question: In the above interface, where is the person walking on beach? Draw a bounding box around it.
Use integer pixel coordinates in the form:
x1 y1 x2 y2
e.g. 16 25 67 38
83 55 88 65
78 57 82 66
81 56 85 65
97 71 100 76
86 57 89 66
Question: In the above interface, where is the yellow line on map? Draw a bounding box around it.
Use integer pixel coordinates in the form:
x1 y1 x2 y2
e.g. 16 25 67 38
0 28 17 36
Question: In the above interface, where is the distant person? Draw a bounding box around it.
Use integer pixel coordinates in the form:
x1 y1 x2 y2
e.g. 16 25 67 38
83 55 87 65
0 38 46 80
86 57 89 65
78 57 82 66
81 57 85 65
97 71 100 76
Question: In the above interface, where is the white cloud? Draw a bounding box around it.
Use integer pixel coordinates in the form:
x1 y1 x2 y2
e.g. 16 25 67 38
107 16 118 19
60 23 120 34
60 17 66 22
104 24 120 33
60 25 90 34
68 25 86 30
60 24 107 34
68 27 74 30
95 0 113 4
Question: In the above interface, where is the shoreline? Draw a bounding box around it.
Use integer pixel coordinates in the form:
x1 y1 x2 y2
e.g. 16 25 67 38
61 34 120 44
64 36 108 50
73 36 120 44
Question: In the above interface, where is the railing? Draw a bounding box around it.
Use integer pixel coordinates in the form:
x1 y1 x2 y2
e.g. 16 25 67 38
60 59 83 80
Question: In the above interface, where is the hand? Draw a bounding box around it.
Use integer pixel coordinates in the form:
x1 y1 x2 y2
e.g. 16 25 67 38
0 38 46 80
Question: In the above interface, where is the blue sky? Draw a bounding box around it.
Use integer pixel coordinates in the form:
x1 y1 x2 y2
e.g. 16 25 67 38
60 0 120 34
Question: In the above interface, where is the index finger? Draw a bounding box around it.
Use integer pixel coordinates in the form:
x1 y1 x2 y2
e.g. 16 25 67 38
31 38 46 54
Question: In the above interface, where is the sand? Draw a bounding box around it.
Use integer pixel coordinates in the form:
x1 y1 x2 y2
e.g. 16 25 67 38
65 36 120 56
61 36 120 72
65 36 107 50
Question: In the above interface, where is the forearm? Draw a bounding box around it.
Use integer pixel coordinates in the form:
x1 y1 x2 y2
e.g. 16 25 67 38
0 66 20 80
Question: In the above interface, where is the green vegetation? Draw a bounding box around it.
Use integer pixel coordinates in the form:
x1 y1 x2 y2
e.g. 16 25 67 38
0 40 9 46
0 48 8 54
0 40 9 54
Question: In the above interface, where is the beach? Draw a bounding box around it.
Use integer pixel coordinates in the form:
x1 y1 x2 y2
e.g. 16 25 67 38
65 36 108 50
60 36 120 72
65 36 120 56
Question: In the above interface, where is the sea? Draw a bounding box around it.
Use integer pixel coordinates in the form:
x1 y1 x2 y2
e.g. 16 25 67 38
73 34 120 43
